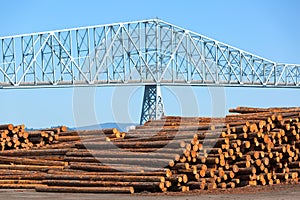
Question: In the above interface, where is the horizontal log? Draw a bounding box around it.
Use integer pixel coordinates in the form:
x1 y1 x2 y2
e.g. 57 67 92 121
236 167 256 175
0 124 14 131
229 107 300 114
58 130 106 137
0 156 67 166
0 180 42 184
0 149 69 156
68 162 164 172
42 180 159 191
44 174 165 182
0 164 64 171
47 169 168 176
21 155 66 161
122 132 197 142
36 185 134 194
159 116 222 122
39 142 77 149
0 183 43 189
39 128 61 134
128 125 216 134
76 139 188 149
102 147 185 153
65 156 173 168
0 173 47 180
66 150 180 160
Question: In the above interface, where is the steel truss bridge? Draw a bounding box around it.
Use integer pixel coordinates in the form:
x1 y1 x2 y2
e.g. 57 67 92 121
0 19 299 124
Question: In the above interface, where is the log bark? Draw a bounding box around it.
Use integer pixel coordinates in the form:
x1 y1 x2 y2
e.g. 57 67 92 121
0 156 67 166
35 185 134 194
42 180 159 191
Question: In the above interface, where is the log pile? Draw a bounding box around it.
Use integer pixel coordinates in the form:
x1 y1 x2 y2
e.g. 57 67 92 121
0 124 29 151
0 106 299 194
0 125 67 151
0 128 157 194
156 107 300 191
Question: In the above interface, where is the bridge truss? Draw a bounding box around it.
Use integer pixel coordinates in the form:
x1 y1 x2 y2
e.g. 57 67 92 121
0 19 299 123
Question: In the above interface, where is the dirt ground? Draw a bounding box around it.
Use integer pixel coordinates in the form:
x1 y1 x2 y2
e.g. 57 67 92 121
1 184 300 200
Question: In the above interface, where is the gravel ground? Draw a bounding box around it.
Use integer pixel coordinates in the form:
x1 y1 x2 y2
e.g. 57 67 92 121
1 184 299 200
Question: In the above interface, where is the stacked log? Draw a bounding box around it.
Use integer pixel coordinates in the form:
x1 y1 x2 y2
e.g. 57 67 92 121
0 125 67 151
55 128 125 143
0 127 143 193
156 107 300 192
0 124 32 150
0 107 299 194
28 126 67 147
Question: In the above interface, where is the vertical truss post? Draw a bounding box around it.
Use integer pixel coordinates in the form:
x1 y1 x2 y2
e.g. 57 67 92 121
140 85 164 125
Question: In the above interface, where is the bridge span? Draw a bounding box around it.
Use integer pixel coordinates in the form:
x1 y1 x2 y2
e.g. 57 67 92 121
1 19 299 124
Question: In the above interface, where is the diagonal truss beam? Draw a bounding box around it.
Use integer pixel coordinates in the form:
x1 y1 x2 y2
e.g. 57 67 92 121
0 18 299 88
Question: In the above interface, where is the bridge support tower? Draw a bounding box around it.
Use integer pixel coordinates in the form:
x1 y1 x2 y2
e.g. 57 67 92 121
140 85 164 125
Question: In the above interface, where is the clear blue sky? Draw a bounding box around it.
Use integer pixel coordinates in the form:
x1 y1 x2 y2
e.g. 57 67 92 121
0 0 300 128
